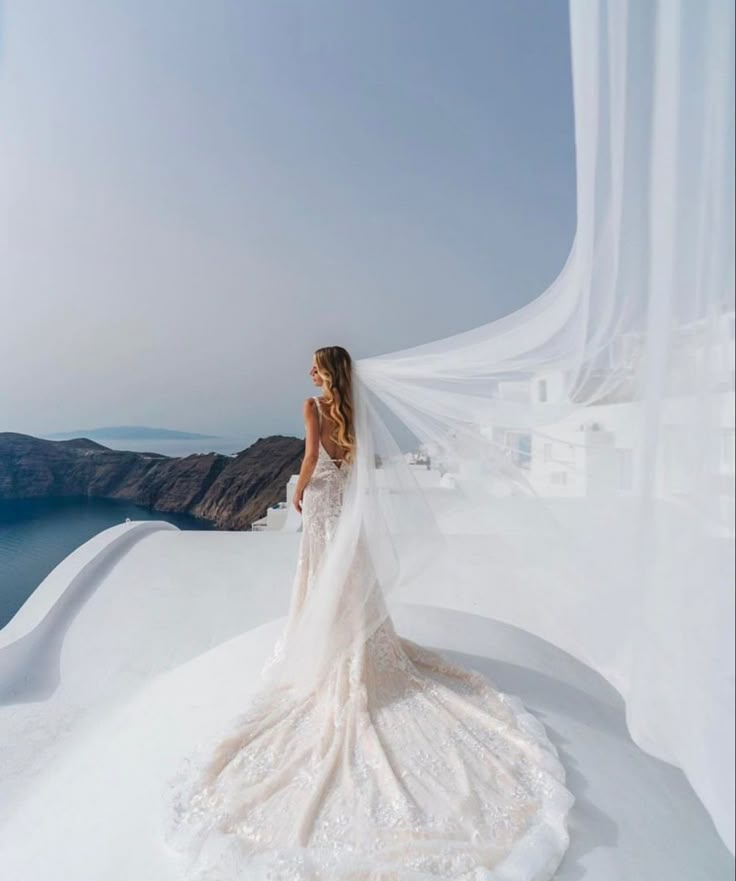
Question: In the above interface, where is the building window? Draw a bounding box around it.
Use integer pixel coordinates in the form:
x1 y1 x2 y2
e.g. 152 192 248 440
516 434 532 469
538 379 548 403
550 471 567 486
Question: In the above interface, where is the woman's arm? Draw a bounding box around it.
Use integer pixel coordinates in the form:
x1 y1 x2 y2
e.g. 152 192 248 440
293 397 320 513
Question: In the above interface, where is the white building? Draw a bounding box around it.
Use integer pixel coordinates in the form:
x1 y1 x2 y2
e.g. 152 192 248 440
251 475 301 532
491 311 735 523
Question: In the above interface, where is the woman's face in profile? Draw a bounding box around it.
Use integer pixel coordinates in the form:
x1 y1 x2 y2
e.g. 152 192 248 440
309 358 322 386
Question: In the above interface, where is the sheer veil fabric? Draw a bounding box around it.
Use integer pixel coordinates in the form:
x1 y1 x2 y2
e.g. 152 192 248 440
259 0 736 850
161 0 735 873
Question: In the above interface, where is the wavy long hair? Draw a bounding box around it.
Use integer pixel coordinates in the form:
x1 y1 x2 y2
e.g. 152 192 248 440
313 345 356 464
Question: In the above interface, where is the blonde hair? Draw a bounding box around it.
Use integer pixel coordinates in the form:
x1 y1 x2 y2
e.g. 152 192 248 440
313 346 356 464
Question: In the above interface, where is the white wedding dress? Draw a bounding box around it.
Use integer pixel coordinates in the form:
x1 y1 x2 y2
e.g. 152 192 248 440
162 396 575 880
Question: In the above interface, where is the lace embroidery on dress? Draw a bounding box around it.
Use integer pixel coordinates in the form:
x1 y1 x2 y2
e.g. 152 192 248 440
161 394 575 880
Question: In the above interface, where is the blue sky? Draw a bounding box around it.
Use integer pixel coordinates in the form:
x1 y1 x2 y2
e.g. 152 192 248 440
0 1 575 442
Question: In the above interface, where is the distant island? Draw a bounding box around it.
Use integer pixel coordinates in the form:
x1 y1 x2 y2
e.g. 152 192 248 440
43 425 221 441
0 432 304 530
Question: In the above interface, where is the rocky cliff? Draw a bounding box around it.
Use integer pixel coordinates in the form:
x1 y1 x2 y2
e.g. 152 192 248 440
0 433 304 530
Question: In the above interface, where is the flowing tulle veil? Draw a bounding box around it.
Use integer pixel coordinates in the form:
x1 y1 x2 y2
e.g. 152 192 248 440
259 0 734 852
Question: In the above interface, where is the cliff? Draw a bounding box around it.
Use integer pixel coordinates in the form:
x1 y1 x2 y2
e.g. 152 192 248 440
0 433 304 530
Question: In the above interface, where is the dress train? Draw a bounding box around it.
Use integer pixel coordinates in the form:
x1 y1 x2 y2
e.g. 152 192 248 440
161 396 575 880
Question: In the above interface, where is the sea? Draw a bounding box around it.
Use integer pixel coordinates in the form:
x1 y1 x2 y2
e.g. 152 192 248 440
0 436 249 631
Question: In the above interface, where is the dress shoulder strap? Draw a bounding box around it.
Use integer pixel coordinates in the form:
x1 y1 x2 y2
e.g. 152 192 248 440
313 395 322 424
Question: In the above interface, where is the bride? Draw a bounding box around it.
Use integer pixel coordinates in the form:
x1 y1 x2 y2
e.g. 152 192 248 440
162 345 575 881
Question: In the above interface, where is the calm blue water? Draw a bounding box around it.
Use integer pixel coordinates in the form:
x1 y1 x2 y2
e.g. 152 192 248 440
0 496 215 631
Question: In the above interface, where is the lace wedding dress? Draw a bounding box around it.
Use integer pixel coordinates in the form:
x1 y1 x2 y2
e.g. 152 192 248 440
162 396 575 881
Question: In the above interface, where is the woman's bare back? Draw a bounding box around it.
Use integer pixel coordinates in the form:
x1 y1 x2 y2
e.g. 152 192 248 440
315 397 350 464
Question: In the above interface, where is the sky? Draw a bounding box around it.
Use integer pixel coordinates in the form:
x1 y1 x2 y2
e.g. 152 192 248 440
0 0 576 443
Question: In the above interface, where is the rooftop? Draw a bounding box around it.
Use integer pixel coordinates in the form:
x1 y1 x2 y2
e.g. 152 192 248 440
0 519 732 879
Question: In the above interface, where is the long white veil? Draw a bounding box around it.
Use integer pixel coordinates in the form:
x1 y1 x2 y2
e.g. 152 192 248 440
261 0 735 854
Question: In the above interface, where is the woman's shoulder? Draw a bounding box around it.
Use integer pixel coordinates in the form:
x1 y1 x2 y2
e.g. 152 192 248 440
303 396 320 417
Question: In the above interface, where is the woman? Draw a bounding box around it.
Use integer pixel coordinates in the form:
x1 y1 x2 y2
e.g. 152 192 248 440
163 345 575 881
